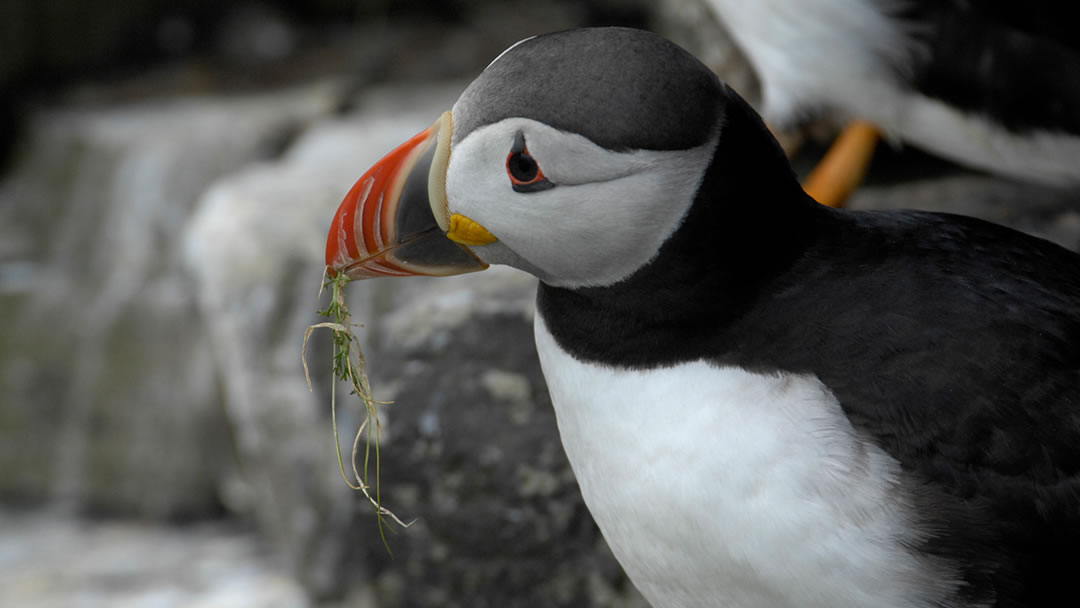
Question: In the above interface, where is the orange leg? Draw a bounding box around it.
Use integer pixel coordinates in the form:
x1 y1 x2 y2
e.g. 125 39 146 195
802 120 880 208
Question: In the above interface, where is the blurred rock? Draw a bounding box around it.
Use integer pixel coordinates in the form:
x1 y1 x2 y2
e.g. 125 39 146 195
182 81 464 596
851 169 1080 252
216 4 297 67
0 81 344 517
0 506 312 608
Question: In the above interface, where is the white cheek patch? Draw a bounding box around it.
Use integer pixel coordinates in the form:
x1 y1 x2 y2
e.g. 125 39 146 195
447 127 510 207
446 118 718 288
524 125 659 185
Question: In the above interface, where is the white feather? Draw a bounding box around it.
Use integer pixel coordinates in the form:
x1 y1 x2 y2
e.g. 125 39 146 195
892 92 1080 185
703 0 920 126
534 314 969 608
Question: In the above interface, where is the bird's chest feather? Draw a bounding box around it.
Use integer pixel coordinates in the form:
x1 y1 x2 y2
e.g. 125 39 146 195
534 314 966 608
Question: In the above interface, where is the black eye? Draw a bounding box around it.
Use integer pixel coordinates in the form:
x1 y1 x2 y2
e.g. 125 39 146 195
508 152 539 182
506 132 555 193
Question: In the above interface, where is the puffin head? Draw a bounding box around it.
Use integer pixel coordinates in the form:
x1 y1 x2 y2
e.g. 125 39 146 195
327 27 783 289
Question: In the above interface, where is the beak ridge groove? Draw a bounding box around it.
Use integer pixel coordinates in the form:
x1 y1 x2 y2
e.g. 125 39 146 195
325 111 488 279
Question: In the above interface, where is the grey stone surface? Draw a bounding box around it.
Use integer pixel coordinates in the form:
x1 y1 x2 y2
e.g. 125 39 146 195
0 507 313 608
182 81 468 598
0 81 344 518
850 170 1080 252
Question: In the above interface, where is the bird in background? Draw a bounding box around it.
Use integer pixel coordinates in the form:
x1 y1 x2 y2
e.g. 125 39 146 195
701 0 1080 207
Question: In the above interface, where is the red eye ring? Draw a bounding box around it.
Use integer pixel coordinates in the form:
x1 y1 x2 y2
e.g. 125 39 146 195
506 132 555 193
507 149 545 185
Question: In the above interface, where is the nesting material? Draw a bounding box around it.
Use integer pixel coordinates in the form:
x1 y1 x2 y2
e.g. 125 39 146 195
303 269 411 550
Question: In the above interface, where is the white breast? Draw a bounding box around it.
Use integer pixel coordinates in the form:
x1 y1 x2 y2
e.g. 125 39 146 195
534 314 964 608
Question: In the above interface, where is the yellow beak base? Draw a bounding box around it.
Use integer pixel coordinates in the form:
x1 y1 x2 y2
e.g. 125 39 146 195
446 213 497 246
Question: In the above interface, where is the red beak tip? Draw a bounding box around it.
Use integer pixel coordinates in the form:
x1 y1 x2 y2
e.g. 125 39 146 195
322 116 484 280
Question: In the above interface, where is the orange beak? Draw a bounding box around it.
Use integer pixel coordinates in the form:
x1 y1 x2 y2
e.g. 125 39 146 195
325 111 487 279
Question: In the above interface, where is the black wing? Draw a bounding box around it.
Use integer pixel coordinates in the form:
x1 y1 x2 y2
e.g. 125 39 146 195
725 209 1080 606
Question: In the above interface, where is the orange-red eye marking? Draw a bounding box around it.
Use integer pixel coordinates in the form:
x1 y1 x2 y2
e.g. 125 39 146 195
506 132 554 193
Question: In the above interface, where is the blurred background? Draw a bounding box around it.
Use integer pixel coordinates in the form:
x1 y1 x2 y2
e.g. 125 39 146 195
1 1 1077 607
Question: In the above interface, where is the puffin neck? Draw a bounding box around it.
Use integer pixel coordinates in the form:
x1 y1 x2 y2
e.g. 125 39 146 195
537 91 830 369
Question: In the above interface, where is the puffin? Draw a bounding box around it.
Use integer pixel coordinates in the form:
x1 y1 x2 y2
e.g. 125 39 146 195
324 27 1080 608
701 1 1080 206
